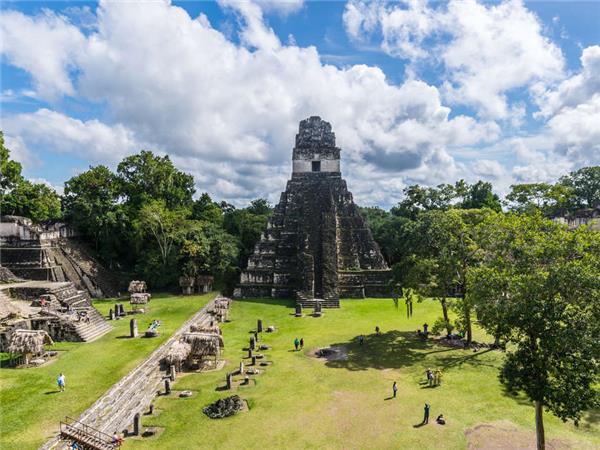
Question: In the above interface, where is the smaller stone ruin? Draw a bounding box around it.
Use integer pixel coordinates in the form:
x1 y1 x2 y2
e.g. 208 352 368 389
179 275 214 295
179 276 195 295
129 280 151 306
203 395 244 419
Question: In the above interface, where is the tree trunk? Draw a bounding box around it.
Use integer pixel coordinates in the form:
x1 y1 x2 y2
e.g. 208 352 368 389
440 297 451 335
465 305 472 345
535 400 545 450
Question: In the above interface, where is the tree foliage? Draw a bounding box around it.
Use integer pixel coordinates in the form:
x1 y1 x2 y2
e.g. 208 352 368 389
469 213 600 449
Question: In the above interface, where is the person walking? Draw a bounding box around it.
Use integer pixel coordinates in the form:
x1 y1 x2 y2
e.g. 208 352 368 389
300 338 304 349
392 381 398 398
294 337 300 351
57 373 65 392
422 403 430 424
375 326 381 335
359 335 364 346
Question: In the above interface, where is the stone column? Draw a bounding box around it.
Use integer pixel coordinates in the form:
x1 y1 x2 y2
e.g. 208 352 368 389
239 361 244 375
114 304 119 318
165 379 171 395
248 348 253 358
148 403 154 415
226 373 233 390
130 319 138 338
252 355 257 366
170 364 176 381
295 303 303 317
133 413 141 436
254 331 259 343
250 336 256 350
109 309 115 320
257 319 263 333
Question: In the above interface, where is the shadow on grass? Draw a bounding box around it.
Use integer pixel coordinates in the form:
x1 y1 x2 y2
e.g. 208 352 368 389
325 330 433 371
436 348 496 370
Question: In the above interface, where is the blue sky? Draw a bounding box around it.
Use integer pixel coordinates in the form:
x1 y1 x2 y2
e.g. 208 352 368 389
1 0 599 207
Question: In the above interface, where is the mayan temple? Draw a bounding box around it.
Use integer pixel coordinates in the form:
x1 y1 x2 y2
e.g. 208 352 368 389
236 116 391 307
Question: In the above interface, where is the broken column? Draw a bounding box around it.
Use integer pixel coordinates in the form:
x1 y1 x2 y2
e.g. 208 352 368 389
257 319 263 333
130 318 138 338
133 413 141 436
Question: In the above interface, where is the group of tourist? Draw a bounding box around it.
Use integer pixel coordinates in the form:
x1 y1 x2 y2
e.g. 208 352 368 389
425 368 443 386
416 323 429 339
293 337 304 351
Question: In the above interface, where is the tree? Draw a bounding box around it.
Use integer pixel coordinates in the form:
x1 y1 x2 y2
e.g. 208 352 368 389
117 150 195 210
136 200 187 268
559 166 600 210
2 180 62 222
398 209 490 342
191 193 223 224
0 131 23 191
469 213 600 449
461 181 502 212
505 183 573 216
63 166 121 251
178 221 238 277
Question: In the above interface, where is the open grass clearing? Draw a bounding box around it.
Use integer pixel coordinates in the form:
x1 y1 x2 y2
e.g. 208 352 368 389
126 297 599 450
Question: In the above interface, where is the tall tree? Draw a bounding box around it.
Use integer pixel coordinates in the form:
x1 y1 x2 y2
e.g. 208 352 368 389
0 131 23 191
117 150 195 210
63 166 121 251
461 181 502 212
397 209 491 342
469 213 600 450
136 200 187 268
559 166 600 210
2 180 62 222
506 183 574 216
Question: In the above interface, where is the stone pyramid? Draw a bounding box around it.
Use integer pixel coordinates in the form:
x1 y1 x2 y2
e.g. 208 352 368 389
236 117 390 307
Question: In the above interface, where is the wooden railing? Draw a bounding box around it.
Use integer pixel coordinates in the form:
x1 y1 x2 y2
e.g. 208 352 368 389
60 416 120 450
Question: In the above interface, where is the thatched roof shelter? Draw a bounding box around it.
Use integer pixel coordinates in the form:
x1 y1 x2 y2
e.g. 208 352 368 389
214 297 230 309
164 340 191 369
8 329 54 355
183 332 224 358
189 323 221 335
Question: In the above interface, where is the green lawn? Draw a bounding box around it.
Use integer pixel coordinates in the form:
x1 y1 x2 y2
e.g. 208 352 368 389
125 298 600 450
0 292 214 450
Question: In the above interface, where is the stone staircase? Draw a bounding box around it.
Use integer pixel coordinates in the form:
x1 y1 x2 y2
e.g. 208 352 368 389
41 296 224 450
71 307 112 342
295 292 340 308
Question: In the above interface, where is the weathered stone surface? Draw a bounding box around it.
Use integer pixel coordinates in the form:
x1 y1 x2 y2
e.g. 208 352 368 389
238 117 391 307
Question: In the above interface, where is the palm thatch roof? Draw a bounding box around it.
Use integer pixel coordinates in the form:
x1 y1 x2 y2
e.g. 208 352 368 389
183 332 224 358
189 323 221 335
164 340 192 366
214 297 230 309
8 329 54 355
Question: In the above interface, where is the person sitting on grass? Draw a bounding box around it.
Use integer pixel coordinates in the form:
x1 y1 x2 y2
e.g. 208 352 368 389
436 414 446 425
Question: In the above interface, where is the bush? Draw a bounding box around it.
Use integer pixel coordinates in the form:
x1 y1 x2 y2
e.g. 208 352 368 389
431 317 454 335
